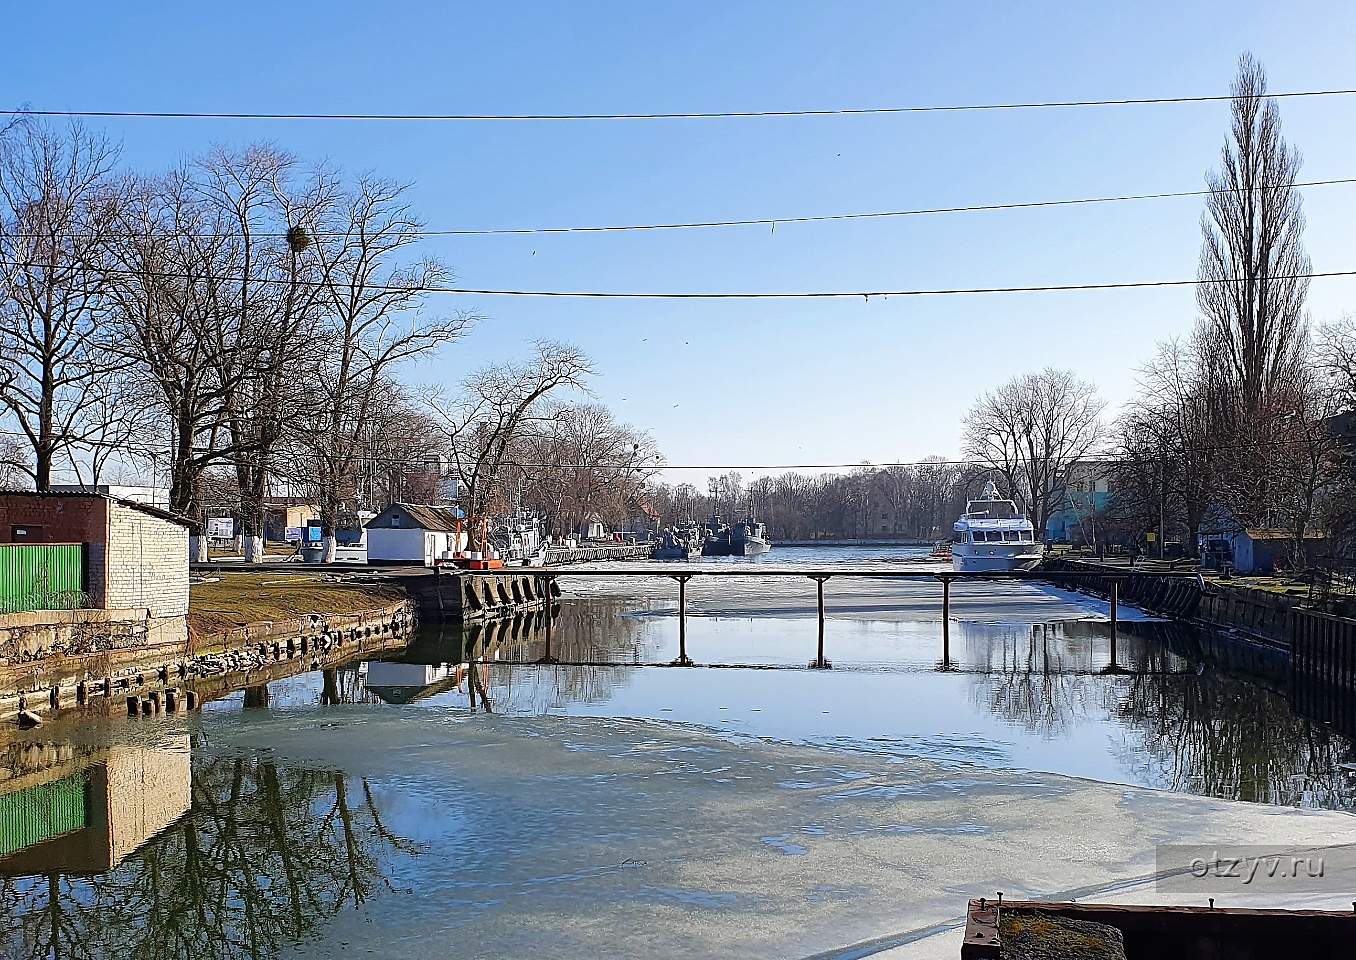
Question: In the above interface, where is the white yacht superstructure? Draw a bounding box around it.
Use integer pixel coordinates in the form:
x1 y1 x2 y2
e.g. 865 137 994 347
951 480 1044 572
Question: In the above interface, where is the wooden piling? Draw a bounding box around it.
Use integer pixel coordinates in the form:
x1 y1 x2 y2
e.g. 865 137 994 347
126 695 139 717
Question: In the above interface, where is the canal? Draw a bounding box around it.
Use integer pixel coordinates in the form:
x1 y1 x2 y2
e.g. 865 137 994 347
2 546 1354 959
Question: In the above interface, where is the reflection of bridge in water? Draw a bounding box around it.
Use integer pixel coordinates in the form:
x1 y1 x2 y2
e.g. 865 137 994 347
362 601 648 713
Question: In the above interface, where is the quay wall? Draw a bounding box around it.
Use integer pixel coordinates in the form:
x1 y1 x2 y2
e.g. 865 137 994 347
1 598 415 724
404 571 558 622
1044 558 1356 715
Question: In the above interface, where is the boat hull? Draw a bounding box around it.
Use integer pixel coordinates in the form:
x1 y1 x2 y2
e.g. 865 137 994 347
951 547 1043 572
729 538 771 556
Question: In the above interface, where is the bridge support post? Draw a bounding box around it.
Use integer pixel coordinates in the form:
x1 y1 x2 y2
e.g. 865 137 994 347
809 575 832 669
1109 579 1119 669
536 576 558 664
671 575 694 666
941 576 952 670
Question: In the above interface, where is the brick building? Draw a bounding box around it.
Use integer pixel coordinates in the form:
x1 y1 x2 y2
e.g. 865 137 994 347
0 492 190 618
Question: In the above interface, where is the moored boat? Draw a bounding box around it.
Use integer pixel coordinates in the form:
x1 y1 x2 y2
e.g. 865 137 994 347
652 523 702 560
729 517 771 556
701 517 732 556
951 481 1044 572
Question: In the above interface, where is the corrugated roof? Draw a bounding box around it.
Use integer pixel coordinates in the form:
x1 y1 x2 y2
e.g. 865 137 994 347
0 490 194 528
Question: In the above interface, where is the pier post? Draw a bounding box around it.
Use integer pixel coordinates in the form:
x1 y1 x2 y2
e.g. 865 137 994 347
941 577 952 669
671 575 694 666
809 575 832 669
536 576 558 664
1109 579 1119 669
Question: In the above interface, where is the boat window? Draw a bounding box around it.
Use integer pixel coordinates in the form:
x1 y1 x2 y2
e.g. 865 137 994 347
968 500 1018 520
1003 530 1020 542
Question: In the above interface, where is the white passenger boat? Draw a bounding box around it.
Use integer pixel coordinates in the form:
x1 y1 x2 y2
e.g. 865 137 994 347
951 481 1044 572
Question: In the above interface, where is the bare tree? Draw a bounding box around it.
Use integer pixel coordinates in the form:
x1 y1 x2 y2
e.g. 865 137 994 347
509 401 659 534
1197 52 1310 434
298 174 474 561
427 341 593 545
963 368 1105 537
195 146 334 561
1319 315 1356 412
1190 54 1320 533
0 120 122 488
0 432 26 488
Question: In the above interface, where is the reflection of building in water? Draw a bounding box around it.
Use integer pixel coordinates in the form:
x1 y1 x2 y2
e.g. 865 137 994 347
362 600 648 714
363 661 478 704
0 736 191 872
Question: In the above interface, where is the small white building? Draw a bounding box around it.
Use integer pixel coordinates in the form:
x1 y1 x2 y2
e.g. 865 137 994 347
365 503 465 566
579 512 608 541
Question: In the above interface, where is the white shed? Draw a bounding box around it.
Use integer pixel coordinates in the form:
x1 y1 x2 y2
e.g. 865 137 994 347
365 503 465 566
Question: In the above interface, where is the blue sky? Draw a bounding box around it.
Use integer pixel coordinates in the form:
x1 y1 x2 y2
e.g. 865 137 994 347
7 2 1356 485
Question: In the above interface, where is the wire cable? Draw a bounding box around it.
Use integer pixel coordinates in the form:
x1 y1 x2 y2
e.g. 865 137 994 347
1 259 1352 300
6 88 1356 122
9 178 1354 240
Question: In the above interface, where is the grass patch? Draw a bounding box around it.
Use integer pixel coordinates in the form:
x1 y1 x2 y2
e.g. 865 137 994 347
189 572 405 637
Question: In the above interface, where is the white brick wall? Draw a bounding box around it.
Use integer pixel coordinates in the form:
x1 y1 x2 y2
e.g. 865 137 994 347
104 503 189 618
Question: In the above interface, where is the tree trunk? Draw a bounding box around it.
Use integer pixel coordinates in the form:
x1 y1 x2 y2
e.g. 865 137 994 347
320 504 338 564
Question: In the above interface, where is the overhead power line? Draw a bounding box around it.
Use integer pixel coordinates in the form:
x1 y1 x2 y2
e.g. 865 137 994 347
11 178 1355 240
3 260 1348 300
5 88 1356 122
0 428 1338 473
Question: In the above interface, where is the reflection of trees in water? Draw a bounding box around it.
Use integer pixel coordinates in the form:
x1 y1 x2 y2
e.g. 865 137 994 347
463 600 646 714
963 621 1356 807
0 751 415 960
1111 668 1355 808
965 623 1101 738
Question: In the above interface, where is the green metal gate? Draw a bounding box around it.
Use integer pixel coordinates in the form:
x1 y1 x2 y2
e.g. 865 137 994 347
0 775 89 857
0 543 86 613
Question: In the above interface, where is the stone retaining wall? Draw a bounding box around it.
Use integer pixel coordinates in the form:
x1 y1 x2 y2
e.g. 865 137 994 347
2 599 416 724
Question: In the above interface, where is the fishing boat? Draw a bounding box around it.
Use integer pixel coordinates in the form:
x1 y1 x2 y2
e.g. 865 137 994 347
701 516 732 556
652 523 702 560
951 481 1044 572
490 510 547 567
728 517 771 556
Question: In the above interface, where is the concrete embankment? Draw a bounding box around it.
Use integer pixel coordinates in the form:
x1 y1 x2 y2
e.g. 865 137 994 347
2 584 416 725
1042 557 1354 645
